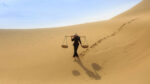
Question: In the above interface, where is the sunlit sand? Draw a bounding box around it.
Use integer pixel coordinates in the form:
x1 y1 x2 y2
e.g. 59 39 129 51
0 0 150 84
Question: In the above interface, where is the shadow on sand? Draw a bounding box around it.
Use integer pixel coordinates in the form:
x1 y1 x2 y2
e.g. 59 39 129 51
72 58 101 80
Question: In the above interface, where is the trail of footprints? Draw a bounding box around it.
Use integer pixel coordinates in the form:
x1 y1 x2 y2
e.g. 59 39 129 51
79 19 137 56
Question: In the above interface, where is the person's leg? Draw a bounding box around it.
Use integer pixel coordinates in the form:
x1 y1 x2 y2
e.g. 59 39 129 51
75 45 79 57
73 46 76 57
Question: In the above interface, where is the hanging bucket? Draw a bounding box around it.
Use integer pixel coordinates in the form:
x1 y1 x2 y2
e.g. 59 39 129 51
61 45 68 48
81 36 89 48
82 45 89 48
61 36 68 48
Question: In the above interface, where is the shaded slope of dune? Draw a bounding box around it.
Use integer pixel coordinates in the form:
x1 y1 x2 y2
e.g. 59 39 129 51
0 0 150 84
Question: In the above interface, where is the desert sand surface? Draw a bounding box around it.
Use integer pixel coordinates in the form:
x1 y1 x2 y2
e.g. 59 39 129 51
0 0 150 84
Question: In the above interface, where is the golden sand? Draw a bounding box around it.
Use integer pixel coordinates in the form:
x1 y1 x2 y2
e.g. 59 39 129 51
0 0 150 84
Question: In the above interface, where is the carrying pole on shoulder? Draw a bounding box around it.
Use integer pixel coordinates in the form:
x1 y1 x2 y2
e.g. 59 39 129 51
65 35 86 38
61 35 89 48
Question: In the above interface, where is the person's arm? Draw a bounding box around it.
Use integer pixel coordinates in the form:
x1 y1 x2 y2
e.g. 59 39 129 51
71 36 74 41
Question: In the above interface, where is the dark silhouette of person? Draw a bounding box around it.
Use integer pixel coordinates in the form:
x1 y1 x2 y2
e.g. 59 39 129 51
71 34 82 57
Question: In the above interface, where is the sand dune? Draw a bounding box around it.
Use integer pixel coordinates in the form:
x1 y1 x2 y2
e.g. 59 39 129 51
0 0 150 84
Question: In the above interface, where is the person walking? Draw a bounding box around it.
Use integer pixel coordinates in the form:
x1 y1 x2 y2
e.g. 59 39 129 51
71 34 82 57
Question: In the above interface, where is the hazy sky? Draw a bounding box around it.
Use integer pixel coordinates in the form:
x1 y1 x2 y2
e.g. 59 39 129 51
0 0 141 29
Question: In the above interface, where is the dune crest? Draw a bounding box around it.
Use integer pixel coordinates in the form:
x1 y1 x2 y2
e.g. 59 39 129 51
115 0 150 18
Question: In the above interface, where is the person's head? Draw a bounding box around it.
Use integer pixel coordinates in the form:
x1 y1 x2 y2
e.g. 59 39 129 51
74 33 78 36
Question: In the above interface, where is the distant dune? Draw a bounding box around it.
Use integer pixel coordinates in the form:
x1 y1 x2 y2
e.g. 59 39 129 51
0 0 150 84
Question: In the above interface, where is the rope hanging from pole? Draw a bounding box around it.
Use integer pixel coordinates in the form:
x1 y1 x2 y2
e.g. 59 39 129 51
61 36 68 48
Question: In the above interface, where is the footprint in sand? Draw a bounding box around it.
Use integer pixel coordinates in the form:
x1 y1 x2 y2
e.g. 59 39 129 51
79 19 137 57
